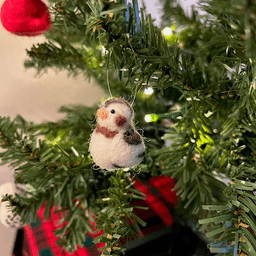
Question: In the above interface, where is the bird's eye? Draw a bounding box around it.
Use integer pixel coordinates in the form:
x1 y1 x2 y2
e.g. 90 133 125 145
110 109 115 114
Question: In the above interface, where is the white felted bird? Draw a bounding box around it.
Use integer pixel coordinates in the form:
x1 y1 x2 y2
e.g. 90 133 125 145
89 98 145 170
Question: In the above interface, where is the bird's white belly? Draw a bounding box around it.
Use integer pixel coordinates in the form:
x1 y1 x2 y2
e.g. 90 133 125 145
89 131 145 170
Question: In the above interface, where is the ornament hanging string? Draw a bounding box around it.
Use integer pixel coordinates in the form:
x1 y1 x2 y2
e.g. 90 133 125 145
106 52 113 98
130 83 140 107
128 38 140 107
106 68 112 98
106 49 139 107
106 0 142 105
126 0 142 107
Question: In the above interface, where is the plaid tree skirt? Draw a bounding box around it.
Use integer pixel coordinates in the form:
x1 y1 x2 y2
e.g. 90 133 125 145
13 175 179 256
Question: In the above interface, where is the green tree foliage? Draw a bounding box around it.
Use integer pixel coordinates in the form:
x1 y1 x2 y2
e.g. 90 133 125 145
1 0 256 255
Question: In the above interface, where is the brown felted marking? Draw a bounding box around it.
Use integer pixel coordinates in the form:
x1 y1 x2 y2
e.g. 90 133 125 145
115 115 127 127
95 124 119 138
112 163 125 169
123 127 142 145
103 98 134 116
137 151 145 158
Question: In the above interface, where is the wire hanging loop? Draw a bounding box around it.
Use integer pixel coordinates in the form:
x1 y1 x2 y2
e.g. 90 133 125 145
106 0 142 102
124 0 142 106
106 51 113 98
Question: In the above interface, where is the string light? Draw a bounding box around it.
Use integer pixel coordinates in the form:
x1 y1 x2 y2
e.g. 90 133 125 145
145 115 151 122
101 46 107 54
162 27 172 36
144 87 154 95
144 114 159 123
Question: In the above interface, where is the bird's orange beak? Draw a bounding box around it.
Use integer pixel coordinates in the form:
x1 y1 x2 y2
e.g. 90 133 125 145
97 108 108 120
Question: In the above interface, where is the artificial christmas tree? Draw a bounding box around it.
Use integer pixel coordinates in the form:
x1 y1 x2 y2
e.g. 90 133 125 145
1 0 256 255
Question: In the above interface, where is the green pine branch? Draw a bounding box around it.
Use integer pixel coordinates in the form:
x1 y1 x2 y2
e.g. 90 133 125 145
94 170 147 256
0 116 103 251
0 115 148 254
24 105 97 154
199 103 256 255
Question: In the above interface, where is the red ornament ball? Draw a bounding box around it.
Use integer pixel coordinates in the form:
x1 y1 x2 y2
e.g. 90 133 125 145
0 0 51 36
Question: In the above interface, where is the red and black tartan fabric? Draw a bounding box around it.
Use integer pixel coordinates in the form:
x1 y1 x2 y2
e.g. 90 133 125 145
21 175 178 256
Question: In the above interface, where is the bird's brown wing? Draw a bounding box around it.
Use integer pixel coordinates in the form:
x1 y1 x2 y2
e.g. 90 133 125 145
123 127 142 145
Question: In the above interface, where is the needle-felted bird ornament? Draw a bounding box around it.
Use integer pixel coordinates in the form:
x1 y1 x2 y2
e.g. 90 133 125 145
89 98 146 170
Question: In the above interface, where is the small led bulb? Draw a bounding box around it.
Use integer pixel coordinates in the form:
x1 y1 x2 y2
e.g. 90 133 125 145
162 27 172 36
144 87 154 95
144 114 158 123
